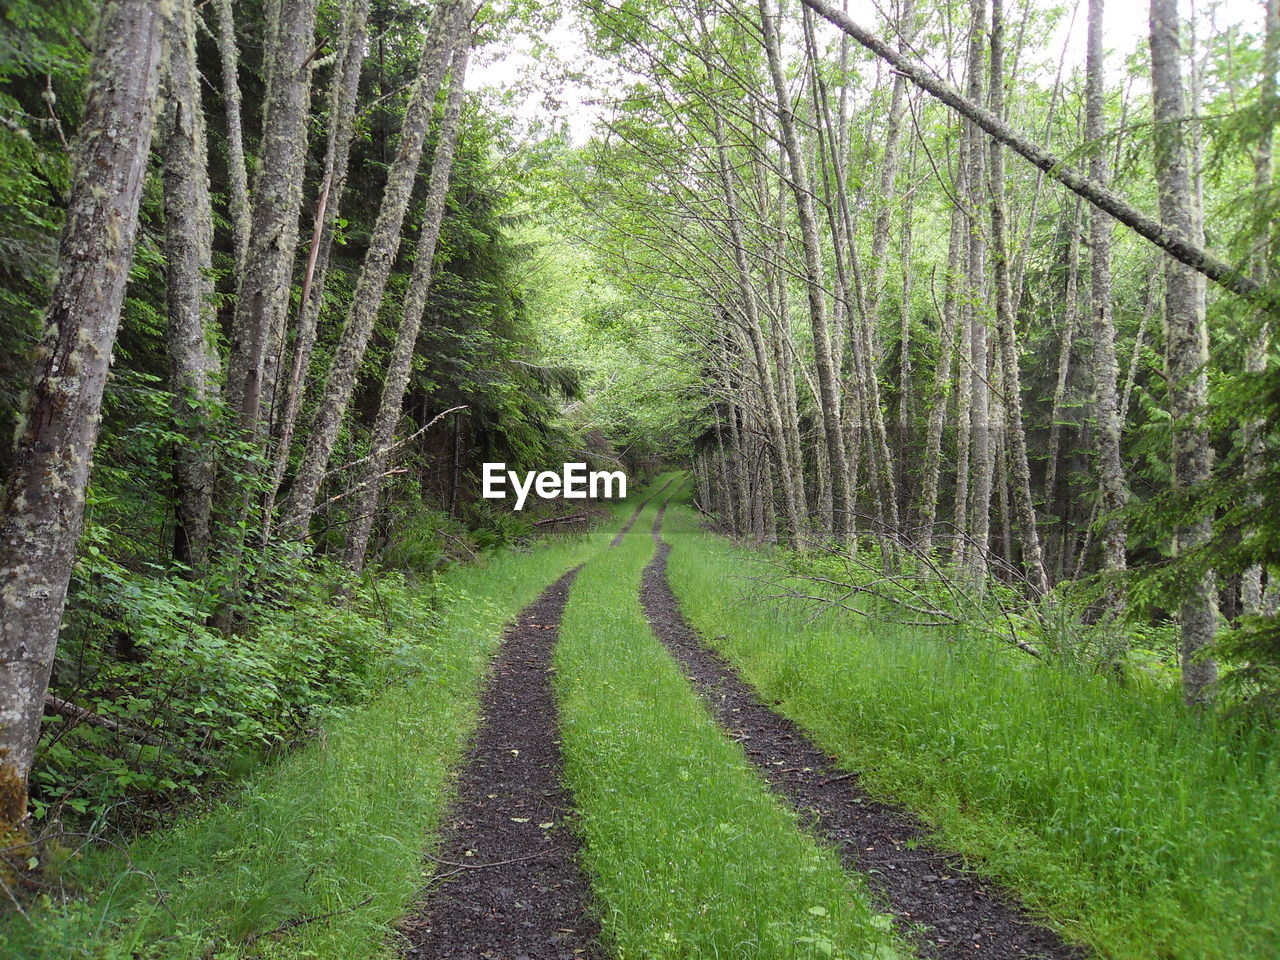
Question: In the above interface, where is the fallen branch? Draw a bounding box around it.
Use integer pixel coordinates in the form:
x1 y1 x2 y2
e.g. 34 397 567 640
242 895 374 945
44 694 171 749
532 513 588 527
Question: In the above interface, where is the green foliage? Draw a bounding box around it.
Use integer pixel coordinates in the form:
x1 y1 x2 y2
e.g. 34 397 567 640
3 500 639 958
666 501 1280 960
37 533 433 827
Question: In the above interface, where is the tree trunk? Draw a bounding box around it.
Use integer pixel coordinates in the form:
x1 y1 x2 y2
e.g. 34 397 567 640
284 0 467 537
868 0 917 309
1044 200 1081 582
345 39 471 572
1087 0 1129 611
897 145 917 524
918 127 967 557
988 0 1050 594
705 90 803 546
263 0 372 535
801 0 1268 307
759 0 852 544
223 0 318 443
964 0 993 580
1149 0 1218 706
162 0 222 573
1242 0 1278 614
0 0 163 822
211 0 250 276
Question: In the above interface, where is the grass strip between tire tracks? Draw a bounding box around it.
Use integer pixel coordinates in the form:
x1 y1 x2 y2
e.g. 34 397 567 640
554 478 901 960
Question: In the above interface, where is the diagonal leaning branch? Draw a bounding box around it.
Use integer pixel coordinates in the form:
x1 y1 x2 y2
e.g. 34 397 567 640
799 0 1271 311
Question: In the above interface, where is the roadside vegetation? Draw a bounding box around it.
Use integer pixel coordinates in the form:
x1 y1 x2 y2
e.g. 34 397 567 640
0 496 639 959
663 497 1280 960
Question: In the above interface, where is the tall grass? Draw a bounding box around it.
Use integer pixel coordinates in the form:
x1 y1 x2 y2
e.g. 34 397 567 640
554 489 901 960
663 499 1280 960
0 491 648 959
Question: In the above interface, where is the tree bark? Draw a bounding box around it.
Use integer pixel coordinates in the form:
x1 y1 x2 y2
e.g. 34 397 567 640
211 0 250 276
1087 0 1129 610
1149 0 1218 706
964 0 993 579
284 0 467 537
1044 199 1081 582
263 0 372 536
223 0 318 443
162 0 222 573
1242 0 1278 614
0 0 163 821
918 127 967 558
344 39 472 572
800 0 1269 308
759 0 852 544
988 0 1050 594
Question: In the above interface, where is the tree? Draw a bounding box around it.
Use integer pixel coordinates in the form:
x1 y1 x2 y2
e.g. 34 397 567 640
161 0 222 573
758 0 852 544
283 0 470 538
1149 0 1218 705
344 38 474 571
1086 0 1129 612
0 0 164 823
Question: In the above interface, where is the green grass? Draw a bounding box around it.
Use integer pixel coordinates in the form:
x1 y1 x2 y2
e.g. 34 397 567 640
553 480 901 960
661 497 1280 960
1 487 653 959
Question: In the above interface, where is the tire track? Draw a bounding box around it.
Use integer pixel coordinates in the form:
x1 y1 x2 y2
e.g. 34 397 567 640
402 568 603 960
609 475 675 546
639 503 1085 960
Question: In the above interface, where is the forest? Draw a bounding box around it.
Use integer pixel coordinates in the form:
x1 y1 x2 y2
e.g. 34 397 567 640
0 0 1277 956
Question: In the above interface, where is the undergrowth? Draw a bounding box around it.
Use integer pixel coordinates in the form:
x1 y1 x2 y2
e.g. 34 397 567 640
664 498 1280 960
553 485 901 960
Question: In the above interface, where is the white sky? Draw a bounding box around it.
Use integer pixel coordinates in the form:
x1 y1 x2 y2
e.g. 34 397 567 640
468 0 1268 145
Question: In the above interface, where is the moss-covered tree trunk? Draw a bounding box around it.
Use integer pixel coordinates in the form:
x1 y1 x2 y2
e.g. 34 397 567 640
162 0 222 573
264 0 372 534
0 0 163 822
223 0 317 444
1242 0 1277 615
962 0 992 578
344 39 472 572
211 0 251 276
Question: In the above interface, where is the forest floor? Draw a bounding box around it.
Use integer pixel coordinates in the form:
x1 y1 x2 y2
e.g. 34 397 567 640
6 474 1276 959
